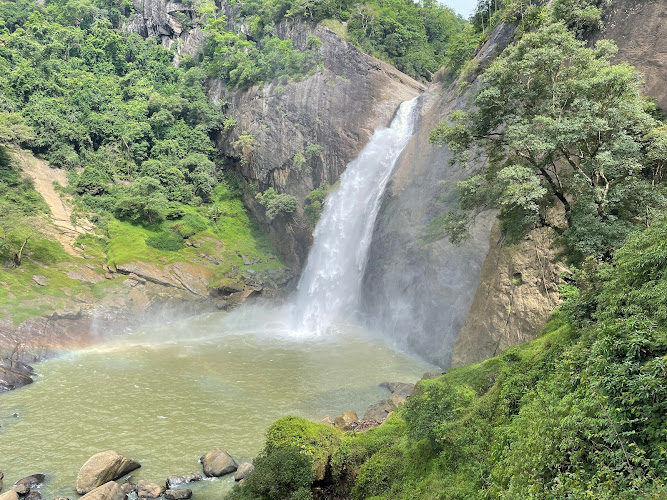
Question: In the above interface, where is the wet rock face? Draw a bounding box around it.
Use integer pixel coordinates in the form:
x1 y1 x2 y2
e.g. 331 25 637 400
213 20 425 270
361 24 515 369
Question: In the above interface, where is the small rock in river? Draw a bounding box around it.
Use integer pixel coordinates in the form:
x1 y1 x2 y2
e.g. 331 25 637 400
24 492 41 500
136 480 164 498
164 489 192 500
200 449 238 477
15 474 46 489
165 473 201 489
234 463 254 482
11 484 29 495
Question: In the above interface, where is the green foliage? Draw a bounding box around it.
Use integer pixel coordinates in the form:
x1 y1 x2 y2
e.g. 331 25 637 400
265 416 343 477
242 220 667 499
256 187 298 221
226 447 315 500
431 22 667 262
201 16 320 89
145 230 185 251
304 187 325 226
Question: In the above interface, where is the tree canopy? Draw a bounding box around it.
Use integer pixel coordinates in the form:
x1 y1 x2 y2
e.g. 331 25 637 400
430 22 666 263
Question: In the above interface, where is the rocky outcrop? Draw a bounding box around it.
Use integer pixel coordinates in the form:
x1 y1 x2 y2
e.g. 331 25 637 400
451 223 565 367
362 24 515 368
0 358 34 393
76 451 141 494
126 0 205 56
591 0 667 110
213 20 425 269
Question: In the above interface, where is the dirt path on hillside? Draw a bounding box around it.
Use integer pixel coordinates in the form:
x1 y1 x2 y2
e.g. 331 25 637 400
12 149 91 256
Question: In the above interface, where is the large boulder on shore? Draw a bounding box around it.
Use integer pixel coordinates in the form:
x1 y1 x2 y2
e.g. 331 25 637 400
199 449 237 477
76 451 140 494
79 481 125 500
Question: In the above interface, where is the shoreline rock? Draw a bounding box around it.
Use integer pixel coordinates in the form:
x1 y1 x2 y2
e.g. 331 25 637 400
76 451 141 494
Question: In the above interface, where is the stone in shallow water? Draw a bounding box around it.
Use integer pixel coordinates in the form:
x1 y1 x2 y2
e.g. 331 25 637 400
234 462 254 482
11 485 29 495
14 474 46 489
200 449 238 477
24 492 41 500
164 489 192 500
76 451 141 494
136 480 164 498
165 473 201 489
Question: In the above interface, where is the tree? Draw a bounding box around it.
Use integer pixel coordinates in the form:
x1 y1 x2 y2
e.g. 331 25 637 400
430 23 666 262
0 112 34 146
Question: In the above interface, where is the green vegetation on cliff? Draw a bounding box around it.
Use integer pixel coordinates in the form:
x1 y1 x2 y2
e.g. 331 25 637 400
235 219 666 498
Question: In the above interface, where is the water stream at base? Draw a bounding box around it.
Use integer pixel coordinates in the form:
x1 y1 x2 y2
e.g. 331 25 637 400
0 99 426 498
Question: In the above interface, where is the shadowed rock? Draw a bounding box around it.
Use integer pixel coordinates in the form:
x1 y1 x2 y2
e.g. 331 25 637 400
14 475 45 490
76 451 140 494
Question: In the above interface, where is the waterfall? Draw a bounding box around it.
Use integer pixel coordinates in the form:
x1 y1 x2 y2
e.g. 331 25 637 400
290 98 419 335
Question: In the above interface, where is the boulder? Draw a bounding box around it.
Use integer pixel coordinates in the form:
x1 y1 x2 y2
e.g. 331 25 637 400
24 492 41 500
165 473 201 489
363 400 390 421
14 475 46 489
333 410 358 431
0 490 18 500
199 449 238 477
11 485 29 495
234 462 254 482
136 480 164 498
164 490 192 500
319 416 334 426
76 451 141 494
379 382 414 399
79 482 125 500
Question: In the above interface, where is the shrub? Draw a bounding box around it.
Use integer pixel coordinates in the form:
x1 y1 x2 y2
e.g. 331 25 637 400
146 230 184 251
226 446 315 500
256 188 298 221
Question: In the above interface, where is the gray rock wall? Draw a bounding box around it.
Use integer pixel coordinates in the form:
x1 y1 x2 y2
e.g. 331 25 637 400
212 20 425 270
362 24 515 368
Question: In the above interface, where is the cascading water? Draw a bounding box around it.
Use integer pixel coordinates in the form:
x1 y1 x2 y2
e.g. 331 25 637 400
290 98 419 334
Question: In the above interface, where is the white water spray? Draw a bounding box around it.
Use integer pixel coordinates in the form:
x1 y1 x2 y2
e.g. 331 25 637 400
290 98 419 334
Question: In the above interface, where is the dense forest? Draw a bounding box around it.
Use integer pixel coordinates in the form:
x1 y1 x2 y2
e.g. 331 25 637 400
0 0 665 498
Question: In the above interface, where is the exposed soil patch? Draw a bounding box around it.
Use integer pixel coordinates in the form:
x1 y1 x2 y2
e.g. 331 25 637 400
12 148 92 256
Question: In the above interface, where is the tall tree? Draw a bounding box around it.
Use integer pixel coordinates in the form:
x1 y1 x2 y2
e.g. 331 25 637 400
430 23 666 262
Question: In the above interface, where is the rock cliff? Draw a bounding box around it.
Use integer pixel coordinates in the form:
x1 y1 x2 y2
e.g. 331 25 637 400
590 0 667 110
211 20 425 270
126 0 205 57
361 24 515 368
